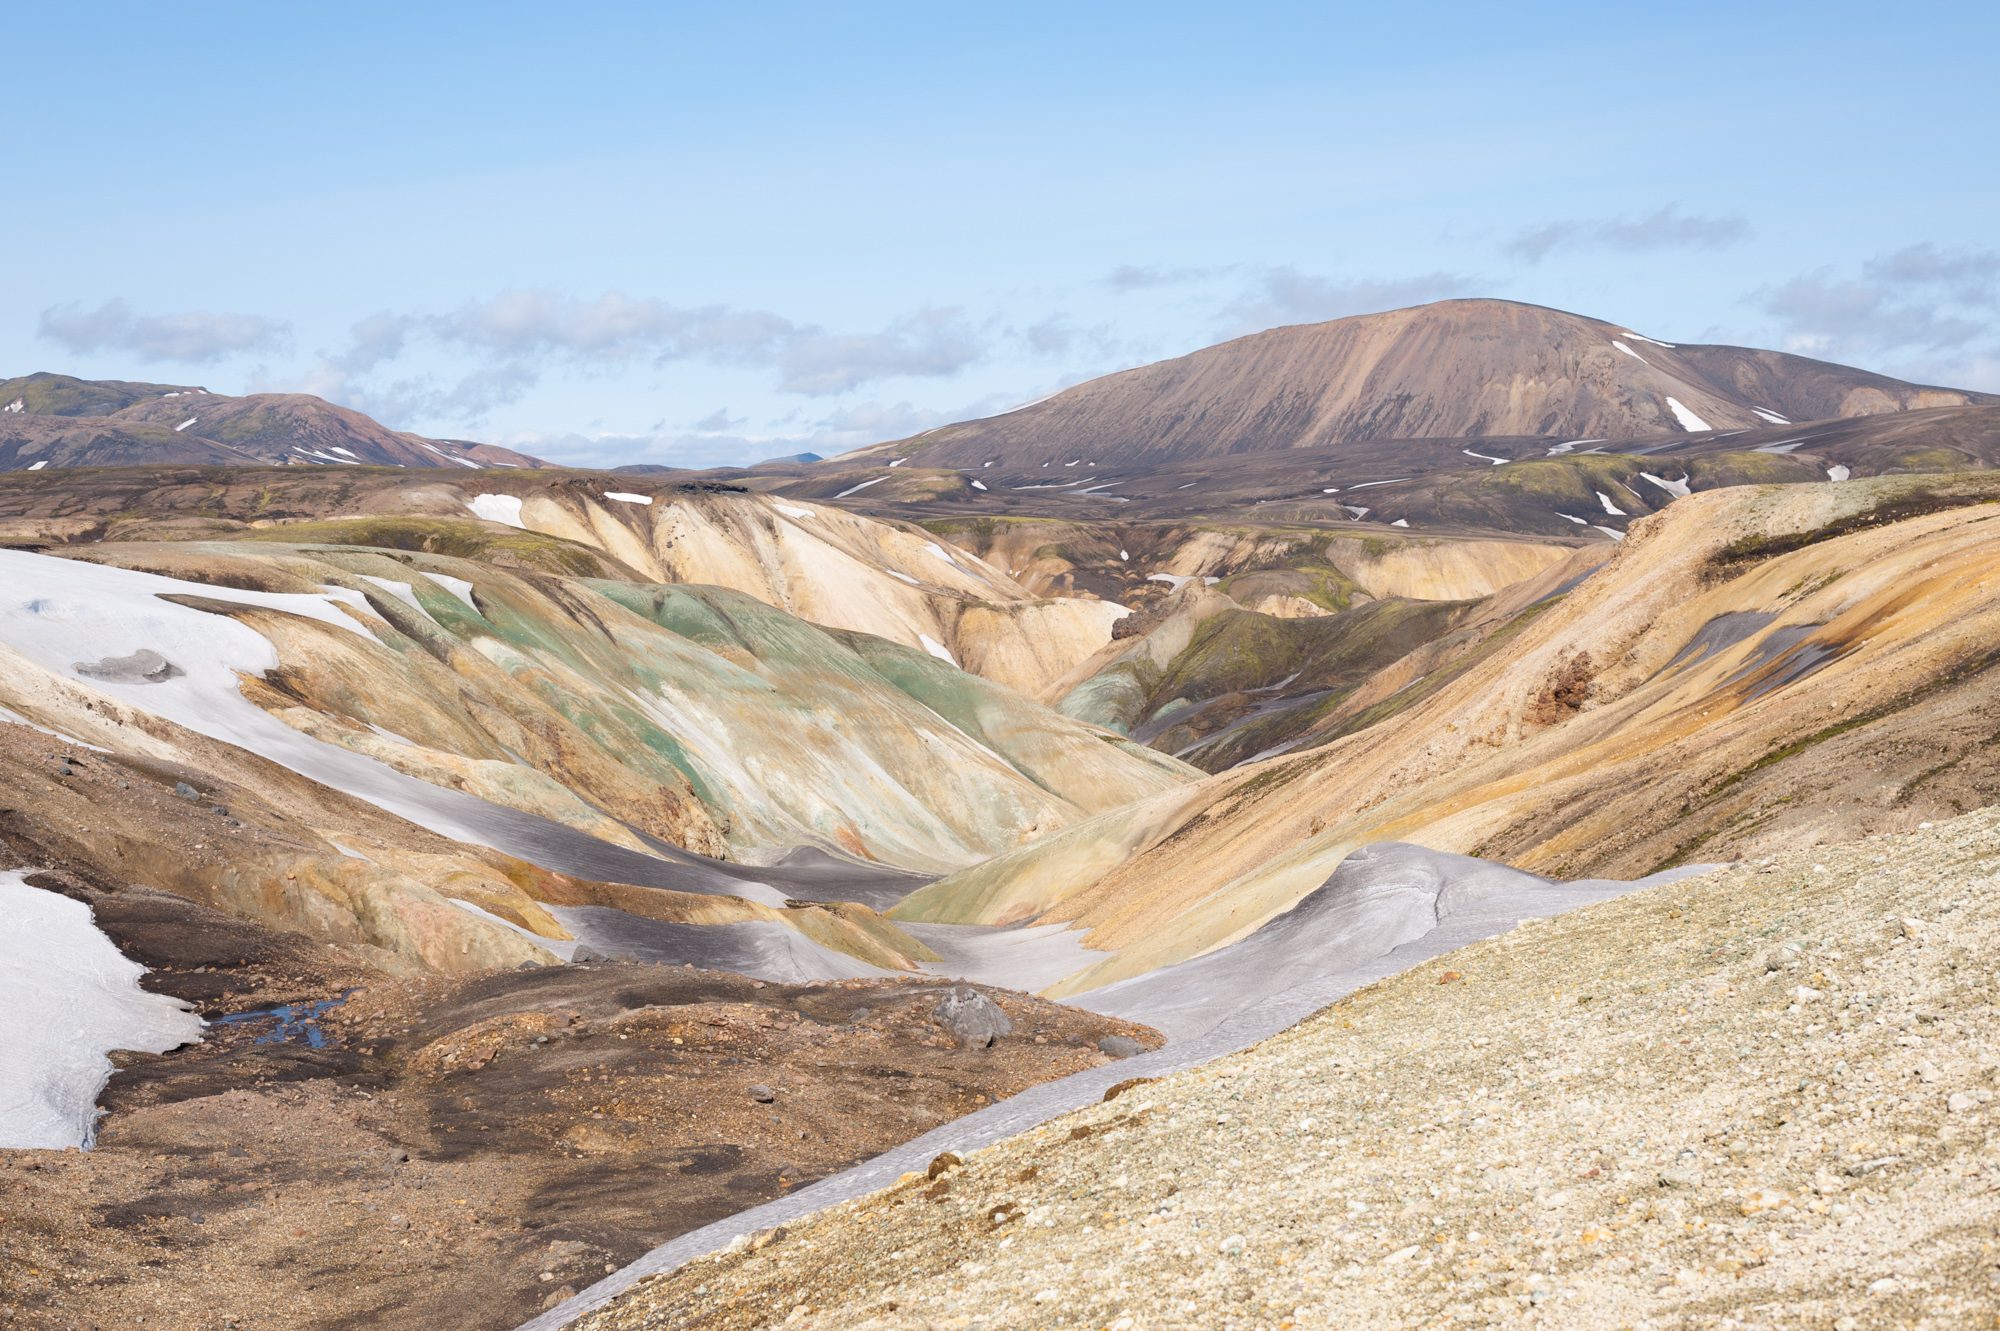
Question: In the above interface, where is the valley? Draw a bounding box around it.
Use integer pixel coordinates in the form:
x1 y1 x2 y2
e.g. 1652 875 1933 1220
2 300 1996 1331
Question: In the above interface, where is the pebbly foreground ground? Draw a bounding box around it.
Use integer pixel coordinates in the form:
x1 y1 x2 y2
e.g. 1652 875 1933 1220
565 807 2000 1330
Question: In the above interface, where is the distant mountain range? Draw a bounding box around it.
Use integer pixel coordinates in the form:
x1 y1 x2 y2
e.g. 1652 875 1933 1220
853 299 1996 469
0 372 548 471
10 300 1995 478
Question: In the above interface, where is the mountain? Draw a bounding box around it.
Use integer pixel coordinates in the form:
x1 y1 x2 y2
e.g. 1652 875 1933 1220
852 299 1996 470
0 372 549 471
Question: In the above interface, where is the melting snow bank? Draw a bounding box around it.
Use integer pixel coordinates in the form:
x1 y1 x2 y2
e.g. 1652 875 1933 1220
517 844 1710 1331
0 871 204 1149
1664 397 1712 432
466 494 526 528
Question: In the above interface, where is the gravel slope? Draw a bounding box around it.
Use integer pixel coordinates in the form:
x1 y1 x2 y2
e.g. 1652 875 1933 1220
575 807 2000 1330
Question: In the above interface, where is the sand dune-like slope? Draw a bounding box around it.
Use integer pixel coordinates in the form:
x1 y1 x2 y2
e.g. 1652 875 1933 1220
892 473 2000 993
854 299 1994 469
576 808 2000 1330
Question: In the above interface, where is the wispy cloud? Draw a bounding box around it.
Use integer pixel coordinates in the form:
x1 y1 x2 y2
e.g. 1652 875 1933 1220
1752 242 1999 389
774 307 982 395
38 298 291 363
288 290 990 418
502 392 1028 470
1504 205 1751 263
1102 263 1228 292
1220 267 1481 332
1758 243 1999 357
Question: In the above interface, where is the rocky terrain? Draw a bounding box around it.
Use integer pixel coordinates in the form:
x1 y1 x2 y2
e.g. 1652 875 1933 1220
569 806 2000 1330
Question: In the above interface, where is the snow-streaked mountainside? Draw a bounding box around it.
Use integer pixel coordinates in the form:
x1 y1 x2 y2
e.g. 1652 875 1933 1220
0 372 548 471
852 299 1996 469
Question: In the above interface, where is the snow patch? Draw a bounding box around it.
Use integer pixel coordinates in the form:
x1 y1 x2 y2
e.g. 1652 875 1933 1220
773 504 814 519
426 573 479 613
27 460 48 471
1462 449 1507 466
1753 408 1791 425
1348 479 1407 490
174 417 198 432
1641 472 1692 499
1 869 204 1149
329 446 357 458
888 570 921 586
1664 397 1712 432
1623 332 1677 348
922 541 957 565
1826 464 1851 482
466 494 526 528
1591 526 1626 542
357 576 432 620
3 398 23 413
1557 512 1590 525
889 458 907 468
834 476 885 498
603 492 654 505
917 633 958 666
969 480 987 491
1390 518 1409 527
1596 491 1627 516
1611 340 1646 363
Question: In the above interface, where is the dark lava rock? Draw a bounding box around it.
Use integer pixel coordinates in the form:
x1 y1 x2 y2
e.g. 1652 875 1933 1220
1097 1035 1144 1058
933 986 1012 1049
173 781 200 801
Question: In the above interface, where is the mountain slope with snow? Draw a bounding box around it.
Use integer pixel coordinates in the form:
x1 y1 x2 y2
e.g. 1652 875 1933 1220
850 299 1994 470
0 372 547 471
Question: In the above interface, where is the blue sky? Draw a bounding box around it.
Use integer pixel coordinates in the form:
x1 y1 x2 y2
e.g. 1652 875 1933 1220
7 1 1996 466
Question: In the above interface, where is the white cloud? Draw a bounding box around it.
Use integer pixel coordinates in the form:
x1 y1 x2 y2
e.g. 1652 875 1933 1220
38 298 291 363
1102 263 1228 292
775 307 982 395
1758 244 1999 367
1505 205 1751 263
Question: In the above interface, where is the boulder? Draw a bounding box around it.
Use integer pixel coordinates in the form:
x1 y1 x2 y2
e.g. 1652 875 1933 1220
933 986 1012 1048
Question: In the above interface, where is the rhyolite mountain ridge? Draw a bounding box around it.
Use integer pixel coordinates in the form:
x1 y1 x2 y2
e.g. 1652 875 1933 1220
0 371 548 471
851 298 1997 469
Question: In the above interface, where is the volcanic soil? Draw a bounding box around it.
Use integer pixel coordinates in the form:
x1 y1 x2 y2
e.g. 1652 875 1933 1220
0 872 1155 1331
